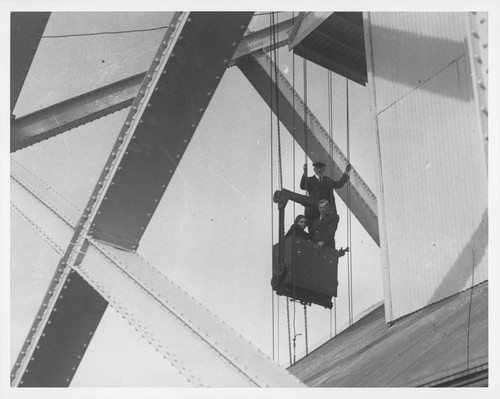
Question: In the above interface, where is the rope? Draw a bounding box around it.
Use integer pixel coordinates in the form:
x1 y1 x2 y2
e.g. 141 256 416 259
304 305 309 355
286 298 293 366
268 13 277 362
327 70 337 338
346 78 354 327
303 58 309 192
465 248 475 386
291 12 298 355
272 12 284 190
334 297 337 335
270 11 287 364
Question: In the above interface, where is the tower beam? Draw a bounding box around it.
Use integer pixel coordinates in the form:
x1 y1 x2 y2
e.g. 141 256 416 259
237 50 380 245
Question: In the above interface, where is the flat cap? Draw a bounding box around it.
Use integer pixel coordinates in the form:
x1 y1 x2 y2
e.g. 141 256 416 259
312 161 326 167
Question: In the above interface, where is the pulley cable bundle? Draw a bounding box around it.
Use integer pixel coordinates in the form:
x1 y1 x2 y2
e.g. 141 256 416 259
291 11 299 364
327 70 338 338
268 12 278 363
269 11 292 366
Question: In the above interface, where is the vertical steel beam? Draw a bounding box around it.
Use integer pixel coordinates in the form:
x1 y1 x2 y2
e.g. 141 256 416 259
11 12 51 114
237 50 379 245
89 12 254 250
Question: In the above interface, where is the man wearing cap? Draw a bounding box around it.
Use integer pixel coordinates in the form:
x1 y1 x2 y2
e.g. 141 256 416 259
300 160 351 232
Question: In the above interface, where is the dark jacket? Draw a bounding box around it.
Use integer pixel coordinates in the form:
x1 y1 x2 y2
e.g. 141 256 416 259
285 223 311 240
300 173 349 217
310 214 339 248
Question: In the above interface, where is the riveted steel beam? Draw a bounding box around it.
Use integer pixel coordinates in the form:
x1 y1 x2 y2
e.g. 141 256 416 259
11 13 188 387
11 12 51 114
11 161 304 387
10 164 107 387
89 12 254 250
11 72 145 153
16 271 107 387
237 50 380 245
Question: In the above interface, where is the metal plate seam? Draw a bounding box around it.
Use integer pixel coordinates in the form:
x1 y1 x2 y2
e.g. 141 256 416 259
10 201 65 255
73 262 203 387
12 158 80 212
10 172 76 229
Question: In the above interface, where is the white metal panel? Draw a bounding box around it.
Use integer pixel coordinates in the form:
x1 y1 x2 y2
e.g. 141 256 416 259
78 242 305 387
367 13 488 321
370 12 471 113
10 209 63 366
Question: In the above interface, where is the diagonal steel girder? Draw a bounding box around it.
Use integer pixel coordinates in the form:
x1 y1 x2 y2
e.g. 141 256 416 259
10 16 294 153
11 159 304 387
11 12 188 387
88 12 255 250
237 50 380 245
11 12 51 114
10 161 108 387
10 72 145 152
11 11 265 387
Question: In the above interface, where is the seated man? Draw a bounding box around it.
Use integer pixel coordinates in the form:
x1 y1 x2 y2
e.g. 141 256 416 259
311 199 349 257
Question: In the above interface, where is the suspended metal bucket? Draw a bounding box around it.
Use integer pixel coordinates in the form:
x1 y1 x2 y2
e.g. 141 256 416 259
272 236 339 309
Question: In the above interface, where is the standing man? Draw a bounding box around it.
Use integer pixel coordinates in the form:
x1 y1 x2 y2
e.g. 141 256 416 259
300 160 351 230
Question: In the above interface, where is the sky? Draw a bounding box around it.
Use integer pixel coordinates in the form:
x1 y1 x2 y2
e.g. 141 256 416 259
4 1 500 395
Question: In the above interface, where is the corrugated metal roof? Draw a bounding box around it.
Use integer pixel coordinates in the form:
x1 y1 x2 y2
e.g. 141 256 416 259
289 281 488 387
